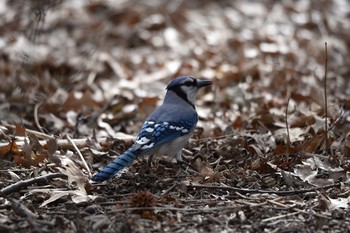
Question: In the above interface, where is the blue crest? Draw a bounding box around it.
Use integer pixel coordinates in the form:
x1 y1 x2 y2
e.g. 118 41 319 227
166 76 196 90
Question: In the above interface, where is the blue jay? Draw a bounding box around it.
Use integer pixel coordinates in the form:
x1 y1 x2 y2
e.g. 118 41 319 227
91 76 212 182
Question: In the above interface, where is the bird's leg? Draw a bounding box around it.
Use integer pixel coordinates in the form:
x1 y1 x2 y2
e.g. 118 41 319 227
175 150 191 170
138 155 154 176
147 154 154 167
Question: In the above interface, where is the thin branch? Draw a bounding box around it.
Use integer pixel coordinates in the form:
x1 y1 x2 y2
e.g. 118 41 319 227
292 207 331 219
0 136 135 149
324 42 329 155
187 182 340 196
266 200 331 220
0 173 68 197
9 197 38 218
261 211 300 223
161 182 178 196
45 206 241 215
0 123 136 148
67 135 91 177
285 97 291 155
329 108 344 130
34 103 45 134
1 123 53 140
108 206 240 214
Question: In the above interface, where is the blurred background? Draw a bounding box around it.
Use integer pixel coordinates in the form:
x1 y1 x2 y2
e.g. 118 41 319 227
1 0 349 139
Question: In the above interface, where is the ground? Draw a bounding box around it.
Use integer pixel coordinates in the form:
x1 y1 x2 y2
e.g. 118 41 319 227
0 0 350 232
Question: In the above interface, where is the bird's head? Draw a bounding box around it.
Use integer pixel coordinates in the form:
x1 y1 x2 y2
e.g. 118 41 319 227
166 76 212 107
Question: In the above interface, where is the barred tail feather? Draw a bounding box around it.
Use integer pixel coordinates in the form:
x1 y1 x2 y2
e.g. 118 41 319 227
91 148 140 182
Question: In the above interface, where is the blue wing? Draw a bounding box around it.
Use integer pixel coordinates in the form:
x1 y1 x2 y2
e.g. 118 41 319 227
133 102 198 152
133 118 196 153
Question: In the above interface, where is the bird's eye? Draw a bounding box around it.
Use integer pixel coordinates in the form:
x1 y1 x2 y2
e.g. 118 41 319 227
184 81 194 86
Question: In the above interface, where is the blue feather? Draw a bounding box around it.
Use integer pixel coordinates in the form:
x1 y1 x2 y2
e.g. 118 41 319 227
91 147 140 182
166 75 194 89
135 120 195 151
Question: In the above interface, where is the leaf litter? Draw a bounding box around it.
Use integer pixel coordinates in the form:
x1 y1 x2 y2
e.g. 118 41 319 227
0 0 350 232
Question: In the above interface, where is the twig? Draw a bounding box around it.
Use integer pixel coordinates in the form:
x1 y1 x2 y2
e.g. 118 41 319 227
187 182 340 196
190 133 236 142
267 199 296 209
285 97 291 155
0 168 34 172
0 173 68 197
323 42 329 155
234 199 267 207
261 211 300 223
329 108 344 130
9 197 38 218
108 206 240 214
291 207 331 219
95 201 131 206
0 123 136 148
263 199 331 221
1 123 53 140
45 206 241 215
0 136 135 149
9 197 43 233
161 182 178 196
67 135 91 177
34 103 45 134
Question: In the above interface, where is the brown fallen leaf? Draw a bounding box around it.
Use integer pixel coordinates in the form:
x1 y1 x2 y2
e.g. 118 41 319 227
13 138 46 168
0 139 21 157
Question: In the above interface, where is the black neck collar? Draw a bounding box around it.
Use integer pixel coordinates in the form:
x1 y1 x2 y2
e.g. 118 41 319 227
170 87 195 109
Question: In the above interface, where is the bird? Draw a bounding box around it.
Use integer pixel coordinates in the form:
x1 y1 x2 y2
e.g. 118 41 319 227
91 75 212 182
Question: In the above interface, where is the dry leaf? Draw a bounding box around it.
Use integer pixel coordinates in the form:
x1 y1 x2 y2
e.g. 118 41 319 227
57 158 88 193
13 138 46 168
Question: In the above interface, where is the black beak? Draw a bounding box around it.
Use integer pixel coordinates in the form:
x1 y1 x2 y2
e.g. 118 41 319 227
197 79 212 88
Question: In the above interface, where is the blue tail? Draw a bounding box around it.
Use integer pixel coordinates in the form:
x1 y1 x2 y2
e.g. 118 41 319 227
91 147 140 182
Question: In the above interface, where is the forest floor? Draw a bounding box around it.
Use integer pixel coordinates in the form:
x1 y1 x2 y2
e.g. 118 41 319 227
0 0 350 232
